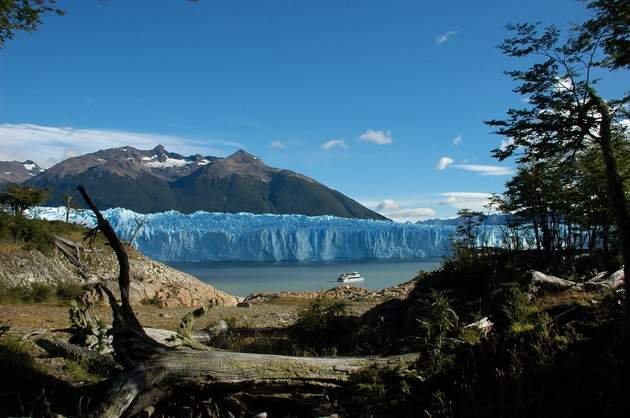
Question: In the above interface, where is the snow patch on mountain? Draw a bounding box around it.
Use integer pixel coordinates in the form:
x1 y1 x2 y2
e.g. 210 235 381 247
144 157 192 168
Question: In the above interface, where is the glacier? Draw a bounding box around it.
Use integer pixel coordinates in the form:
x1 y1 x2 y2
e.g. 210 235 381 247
30 207 503 262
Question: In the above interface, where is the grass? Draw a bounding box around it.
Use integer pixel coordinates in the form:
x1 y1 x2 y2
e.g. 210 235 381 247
140 295 163 306
63 359 102 384
0 211 106 254
0 334 41 376
0 281 85 305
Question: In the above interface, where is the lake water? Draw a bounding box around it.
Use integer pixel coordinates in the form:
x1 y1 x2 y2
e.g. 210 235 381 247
169 258 444 297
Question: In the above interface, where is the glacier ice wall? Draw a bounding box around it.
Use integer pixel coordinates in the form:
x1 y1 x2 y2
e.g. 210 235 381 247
31 207 502 262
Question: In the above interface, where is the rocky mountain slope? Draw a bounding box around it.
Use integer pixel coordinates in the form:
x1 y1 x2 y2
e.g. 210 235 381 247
0 241 239 307
0 160 45 184
19 145 385 219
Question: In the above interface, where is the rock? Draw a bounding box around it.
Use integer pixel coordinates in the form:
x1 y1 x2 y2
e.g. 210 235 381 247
584 268 624 291
607 268 625 289
237 302 252 308
589 271 609 282
242 278 420 304
463 317 493 335
158 313 172 318
530 271 578 293
206 319 229 337
0 241 240 307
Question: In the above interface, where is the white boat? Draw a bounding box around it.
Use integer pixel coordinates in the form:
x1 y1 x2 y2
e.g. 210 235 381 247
337 271 364 283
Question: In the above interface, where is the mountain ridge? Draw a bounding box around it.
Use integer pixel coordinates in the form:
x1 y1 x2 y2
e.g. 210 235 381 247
13 145 386 220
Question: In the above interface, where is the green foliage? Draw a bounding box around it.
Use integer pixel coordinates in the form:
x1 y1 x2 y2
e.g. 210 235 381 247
0 0 64 47
0 281 84 304
0 210 95 253
0 335 39 376
63 359 101 383
140 295 163 306
346 364 426 417
584 0 630 69
0 184 49 216
486 0 630 303
290 297 359 355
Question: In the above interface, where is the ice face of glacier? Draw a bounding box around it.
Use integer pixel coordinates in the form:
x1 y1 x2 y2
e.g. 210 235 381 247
31 207 503 262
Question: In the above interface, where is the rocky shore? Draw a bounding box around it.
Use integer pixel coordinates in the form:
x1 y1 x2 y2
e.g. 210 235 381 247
242 277 419 304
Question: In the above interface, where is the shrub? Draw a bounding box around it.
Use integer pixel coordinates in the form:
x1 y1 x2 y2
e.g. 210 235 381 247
290 297 359 355
140 295 163 306
0 282 85 304
55 281 85 301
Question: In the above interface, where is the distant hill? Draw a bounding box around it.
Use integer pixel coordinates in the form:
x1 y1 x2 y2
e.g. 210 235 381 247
17 145 386 220
418 214 509 226
0 160 45 184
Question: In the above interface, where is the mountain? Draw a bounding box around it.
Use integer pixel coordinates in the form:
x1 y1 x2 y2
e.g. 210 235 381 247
0 160 45 184
24 146 386 220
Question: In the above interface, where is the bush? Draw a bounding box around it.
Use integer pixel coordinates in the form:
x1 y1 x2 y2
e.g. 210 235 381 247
55 282 85 301
290 297 359 355
0 211 99 253
0 282 85 304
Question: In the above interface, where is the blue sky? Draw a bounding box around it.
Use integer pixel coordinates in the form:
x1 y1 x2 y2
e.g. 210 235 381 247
0 0 627 220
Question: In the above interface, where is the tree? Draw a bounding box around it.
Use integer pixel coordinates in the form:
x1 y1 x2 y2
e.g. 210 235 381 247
452 209 486 260
0 184 49 216
584 0 630 69
0 0 64 47
128 214 148 248
486 4 630 317
62 192 74 223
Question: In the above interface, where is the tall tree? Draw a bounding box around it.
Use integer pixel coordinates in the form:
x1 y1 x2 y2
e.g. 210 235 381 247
487 4 630 317
584 0 630 69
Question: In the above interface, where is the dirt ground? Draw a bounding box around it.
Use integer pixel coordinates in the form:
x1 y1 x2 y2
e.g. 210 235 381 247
0 297 381 336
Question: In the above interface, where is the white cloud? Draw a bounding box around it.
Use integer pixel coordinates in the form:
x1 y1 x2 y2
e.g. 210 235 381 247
0 123 242 167
436 156 454 170
367 198 436 222
555 77 574 92
321 139 348 151
436 31 458 44
269 140 286 149
376 199 401 211
384 207 437 222
358 129 393 145
439 192 492 211
452 164 513 176
452 134 463 146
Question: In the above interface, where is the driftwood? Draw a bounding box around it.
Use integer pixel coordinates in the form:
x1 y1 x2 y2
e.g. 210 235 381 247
72 186 417 417
35 335 120 377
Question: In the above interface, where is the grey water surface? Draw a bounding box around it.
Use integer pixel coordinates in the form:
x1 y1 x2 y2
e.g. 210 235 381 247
169 258 443 297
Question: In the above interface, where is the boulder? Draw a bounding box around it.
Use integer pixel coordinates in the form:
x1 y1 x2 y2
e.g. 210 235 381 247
584 268 624 291
530 271 579 293
463 316 493 335
206 319 229 337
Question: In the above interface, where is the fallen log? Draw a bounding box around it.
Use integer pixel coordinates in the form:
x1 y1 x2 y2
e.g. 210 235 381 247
74 185 417 417
529 270 580 293
35 335 120 377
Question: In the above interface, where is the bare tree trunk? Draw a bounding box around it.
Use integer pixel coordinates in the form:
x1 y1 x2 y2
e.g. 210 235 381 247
592 93 630 323
74 186 416 417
